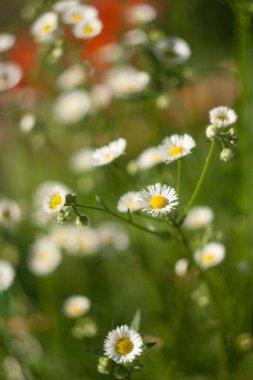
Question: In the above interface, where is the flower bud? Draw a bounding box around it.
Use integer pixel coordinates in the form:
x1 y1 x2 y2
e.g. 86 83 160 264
57 206 74 224
97 357 113 375
76 215 89 228
220 148 233 162
205 125 217 139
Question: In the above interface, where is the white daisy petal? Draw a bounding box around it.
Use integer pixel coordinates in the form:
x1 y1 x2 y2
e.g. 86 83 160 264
209 106 237 128
117 192 141 213
31 12 58 42
91 138 127 167
73 17 103 39
0 62 23 92
153 37 191 65
62 5 98 25
159 133 196 163
194 242 225 270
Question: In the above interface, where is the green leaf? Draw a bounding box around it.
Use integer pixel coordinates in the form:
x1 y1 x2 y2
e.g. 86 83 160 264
95 195 108 210
143 341 157 350
130 309 141 331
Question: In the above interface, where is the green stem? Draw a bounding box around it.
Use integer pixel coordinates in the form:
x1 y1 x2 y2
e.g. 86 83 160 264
74 203 170 238
184 140 215 214
176 159 182 195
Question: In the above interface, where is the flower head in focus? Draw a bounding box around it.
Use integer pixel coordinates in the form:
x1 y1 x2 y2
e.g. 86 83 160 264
209 106 237 128
159 134 196 163
42 185 69 214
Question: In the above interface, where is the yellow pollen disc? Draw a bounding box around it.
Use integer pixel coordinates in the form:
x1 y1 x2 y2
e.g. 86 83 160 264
72 14 83 22
149 195 168 209
50 194 63 210
217 115 228 121
68 304 83 316
164 49 177 58
3 209 11 219
83 25 94 34
201 253 215 265
169 146 185 157
115 338 133 355
104 152 111 159
42 23 53 33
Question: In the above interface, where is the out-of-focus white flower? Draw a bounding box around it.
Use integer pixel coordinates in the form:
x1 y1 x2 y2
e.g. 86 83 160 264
0 260 15 292
42 185 69 214
19 113 36 133
209 106 237 128
57 64 86 90
174 258 188 277
103 325 143 364
138 183 178 217
117 192 141 213
31 12 58 42
153 37 191 64
156 94 170 109
194 242 225 270
184 206 214 230
159 134 196 163
73 17 103 39
28 237 61 276
0 198 21 227
106 67 150 97
69 147 94 173
126 4 157 24
123 29 148 46
62 5 98 24
0 33 15 53
3 356 25 380
53 90 91 124
0 62 23 92
50 225 77 251
136 146 163 170
63 295 91 318
91 138 127 167
53 0 80 13
90 83 112 111
72 228 99 256
95 43 123 63
98 222 129 251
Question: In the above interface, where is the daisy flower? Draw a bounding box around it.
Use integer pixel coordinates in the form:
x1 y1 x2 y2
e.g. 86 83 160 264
125 4 157 24
73 18 103 39
73 227 100 256
103 325 143 364
117 192 141 213
0 33 15 53
69 147 94 173
42 185 69 214
53 0 80 13
0 198 21 227
19 113 36 133
122 29 148 46
57 64 86 91
209 106 237 128
53 90 91 124
136 146 163 170
62 5 98 24
153 37 191 65
90 83 113 111
194 242 225 270
159 134 196 163
28 237 61 276
0 62 23 92
63 295 91 318
184 206 214 230
174 258 188 277
0 260 15 292
106 67 150 97
138 183 178 217
31 12 58 42
91 138 127 167
98 222 129 251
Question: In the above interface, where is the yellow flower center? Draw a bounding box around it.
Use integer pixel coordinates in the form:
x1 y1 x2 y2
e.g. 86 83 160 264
164 49 177 58
50 194 63 210
149 195 168 209
217 114 228 121
3 209 11 219
169 146 185 157
42 23 53 33
201 253 215 265
68 304 83 317
127 200 136 209
72 14 84 22
115 337 134 355
104 152 111 159
83 25 94 35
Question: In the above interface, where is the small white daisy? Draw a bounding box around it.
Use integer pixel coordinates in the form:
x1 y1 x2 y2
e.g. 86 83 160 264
63 295 91 318
194 242 225 270
136 146 163 170
31 12 58 42
19 113 36 133
106 67 150 97
28 237 61 276
91 138 127 167
0 198 21 227
159 134 196 163
53 90 91 124
53 0 80 13
95 43 123 64
125 4 157 24
184 206 214 230
209 106 237 128
57 64 86 91
69 147 94 173
73 228 99 256
153 37 191 65
0 62 23 92
42 185 68 214
0 260 15 292
122 29 148 46
73 17 103 39
174 258 188 277
138 183 179 217
103 325 143 364
117 192 141 213
50 225 78 251
62 5 98 24
90 83 113 111
98 222 129 251
0 33 15 53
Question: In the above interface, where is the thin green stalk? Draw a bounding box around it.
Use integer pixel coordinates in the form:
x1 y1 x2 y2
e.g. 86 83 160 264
184 140 215 214
75 203 170 238
176 159 182 195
